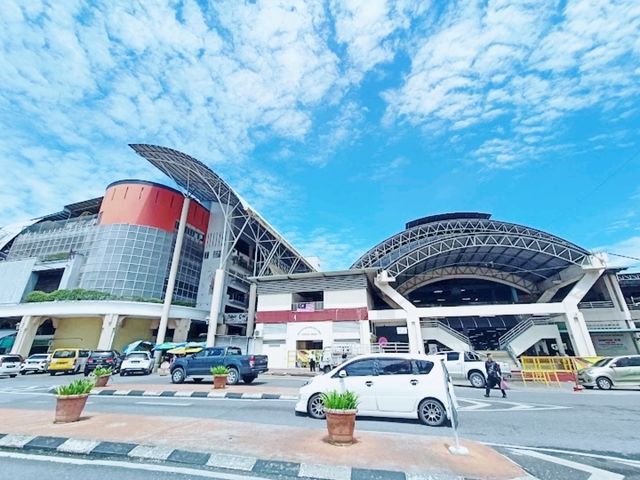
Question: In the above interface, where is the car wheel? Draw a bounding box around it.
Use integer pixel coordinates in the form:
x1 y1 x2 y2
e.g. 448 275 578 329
242 375 256 384
323 366 331 374
307 393 326 419
20 371 25 375
596 377 613 390
84 371 89 377
468 372 486 388
9 375 16 378
49 372 55 376
418 398 447 427
145 369 152 375
171 368 186 384
120 370 126 376
226 367 239 385
193 378 203 383
583 385 594 389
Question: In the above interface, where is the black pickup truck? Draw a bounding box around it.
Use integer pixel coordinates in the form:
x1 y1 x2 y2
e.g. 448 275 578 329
170 346 268 385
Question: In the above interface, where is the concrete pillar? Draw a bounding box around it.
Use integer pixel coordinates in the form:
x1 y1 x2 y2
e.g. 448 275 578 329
246 283 257 338
172 319 191 343
563 308 596 356
206 268 226 347
156 196 191 363
11 316 43 358
358 320 371 352
374 271 424 354
97 314 120 351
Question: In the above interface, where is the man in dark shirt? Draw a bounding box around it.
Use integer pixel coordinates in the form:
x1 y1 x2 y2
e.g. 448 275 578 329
484 353 506 398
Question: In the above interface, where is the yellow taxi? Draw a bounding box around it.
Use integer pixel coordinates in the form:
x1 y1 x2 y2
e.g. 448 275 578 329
48 348 90 375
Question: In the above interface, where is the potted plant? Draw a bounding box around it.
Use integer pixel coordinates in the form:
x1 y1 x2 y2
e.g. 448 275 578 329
92 366 113 387
322 390 359 445
54 378 95 423
211 365 229 389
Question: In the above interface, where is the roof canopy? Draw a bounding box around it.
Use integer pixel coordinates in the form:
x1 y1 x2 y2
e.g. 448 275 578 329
129 144 315 276
351 213 591 294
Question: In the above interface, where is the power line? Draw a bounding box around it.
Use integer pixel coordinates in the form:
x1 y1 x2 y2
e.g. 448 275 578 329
606 252 640 263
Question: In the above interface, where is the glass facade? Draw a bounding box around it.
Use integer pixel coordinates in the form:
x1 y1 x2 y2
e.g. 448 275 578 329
7 216 97 261
8 217 204 304
80 224 174 300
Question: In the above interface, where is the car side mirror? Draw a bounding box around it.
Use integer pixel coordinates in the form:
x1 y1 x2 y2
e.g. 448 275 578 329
610 364 617 368
338 370 347 378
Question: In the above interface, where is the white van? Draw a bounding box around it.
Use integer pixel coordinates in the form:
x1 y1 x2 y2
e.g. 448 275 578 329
296 353 455 426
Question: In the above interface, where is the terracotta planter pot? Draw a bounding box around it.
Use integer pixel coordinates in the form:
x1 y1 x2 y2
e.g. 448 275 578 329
94 375 110 387
55 394 89 423
213 375 228 389
325 409 357 444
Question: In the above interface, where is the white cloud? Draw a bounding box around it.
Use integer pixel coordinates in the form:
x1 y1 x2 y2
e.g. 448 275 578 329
369 156 410 181
383 0 640 168
284 227 369 271
0 0 346 226
595 237 640 272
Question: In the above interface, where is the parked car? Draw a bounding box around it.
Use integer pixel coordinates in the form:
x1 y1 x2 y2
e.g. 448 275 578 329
578 355 640 390
48 348 91 375
170 346 268 385
84 350 122 375
120 351 154 376
434 351 512 388
0 354 22 378
295 353 455 427
20 353 51 374
318 343 382 373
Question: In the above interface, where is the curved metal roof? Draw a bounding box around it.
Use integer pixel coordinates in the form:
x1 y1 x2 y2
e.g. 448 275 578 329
129 144 315 275
351 213 590 294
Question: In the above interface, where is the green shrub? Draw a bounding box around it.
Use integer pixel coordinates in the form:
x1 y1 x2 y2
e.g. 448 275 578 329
56 379 95 396
321 390 359 410
211 366 229 376
92 366 113 377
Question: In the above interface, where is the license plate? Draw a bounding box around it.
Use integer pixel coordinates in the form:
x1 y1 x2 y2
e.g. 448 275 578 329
6 364 16 368
131 361 140 364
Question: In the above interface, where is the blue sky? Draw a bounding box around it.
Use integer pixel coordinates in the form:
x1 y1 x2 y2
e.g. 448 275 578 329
0 0 639 271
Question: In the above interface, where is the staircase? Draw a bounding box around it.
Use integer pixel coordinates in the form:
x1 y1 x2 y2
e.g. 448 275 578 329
498 317 560 357
421 319 472 351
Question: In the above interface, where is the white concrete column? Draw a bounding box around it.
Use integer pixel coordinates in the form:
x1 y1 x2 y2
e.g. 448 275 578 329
11 316 43 358
157 196 191 349
206 268 226 347
359 320 371 352
374 271 424 354
97 314 120 351
246 282 257 338
172 319 191 343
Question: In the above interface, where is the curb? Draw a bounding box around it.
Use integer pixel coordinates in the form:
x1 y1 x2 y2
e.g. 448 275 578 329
46 387 299 401
0 432 491 480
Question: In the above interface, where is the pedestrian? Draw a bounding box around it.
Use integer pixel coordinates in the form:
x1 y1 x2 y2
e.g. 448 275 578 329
484 353 506 398
309 353 316 372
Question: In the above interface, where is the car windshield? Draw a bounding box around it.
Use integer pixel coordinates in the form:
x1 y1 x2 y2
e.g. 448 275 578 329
2 356 21 362
592 358 612 367
53 350 76 359
29 355 48 360
90 351 114 358
127 353 148 360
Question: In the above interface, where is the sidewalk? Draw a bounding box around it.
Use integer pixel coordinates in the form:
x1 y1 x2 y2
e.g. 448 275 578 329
0 407 528 480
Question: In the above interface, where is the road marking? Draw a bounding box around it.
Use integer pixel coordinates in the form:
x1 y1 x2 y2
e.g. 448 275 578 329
457 397 570 412
485 442 640 468
135 401 192 407
508 448 625 480
0 450 272 480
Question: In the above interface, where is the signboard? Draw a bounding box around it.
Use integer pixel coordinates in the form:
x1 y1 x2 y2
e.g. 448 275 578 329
396 327 408 335
441 359 467 455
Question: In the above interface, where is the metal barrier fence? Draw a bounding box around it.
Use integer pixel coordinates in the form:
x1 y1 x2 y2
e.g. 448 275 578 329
520 356 602 386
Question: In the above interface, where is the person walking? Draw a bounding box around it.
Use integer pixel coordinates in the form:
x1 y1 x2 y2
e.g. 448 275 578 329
308 352 316 373
484 353 506 398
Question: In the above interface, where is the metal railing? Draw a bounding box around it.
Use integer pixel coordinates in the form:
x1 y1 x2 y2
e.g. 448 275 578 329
498 317 554 349
292 301 324 312
380 342 410 353
421 319 471 345
578 300 615 309
586 320 628 330
628 303 640 310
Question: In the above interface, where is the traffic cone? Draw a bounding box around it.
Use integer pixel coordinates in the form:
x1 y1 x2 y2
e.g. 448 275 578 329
573 372 583 392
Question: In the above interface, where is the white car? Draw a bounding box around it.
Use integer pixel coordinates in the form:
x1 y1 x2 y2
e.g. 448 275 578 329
295 353 455 427
20 354 50 374
120 351 154 376
0 354 22 378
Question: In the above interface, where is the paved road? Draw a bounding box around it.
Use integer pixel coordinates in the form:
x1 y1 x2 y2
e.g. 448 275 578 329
0 450 270 480
2 373 639 479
